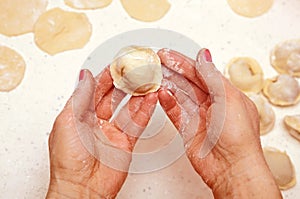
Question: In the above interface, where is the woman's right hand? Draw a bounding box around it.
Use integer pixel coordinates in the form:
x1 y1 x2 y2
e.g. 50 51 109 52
158 48 282 199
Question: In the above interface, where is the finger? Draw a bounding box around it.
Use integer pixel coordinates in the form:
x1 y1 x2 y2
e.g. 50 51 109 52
113 93 158 142
131 92 158 127
161 66 208 105
65 69 95 119
158 88 201 144
195 48 227 158
96 88 126 120
128 92 158 145
158 48 207 92
158 89 182 130
94 66 114 107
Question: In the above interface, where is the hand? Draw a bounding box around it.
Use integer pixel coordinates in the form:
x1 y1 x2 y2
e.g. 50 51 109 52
47 68 157 199
158 48 282 198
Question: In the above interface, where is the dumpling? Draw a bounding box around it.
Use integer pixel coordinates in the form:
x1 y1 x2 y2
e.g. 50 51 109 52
249 94 275 135
270 39 300 77
263 147 296 190
263 74 300 106
284 115 300 141
225 57 264 93
110 46 162 96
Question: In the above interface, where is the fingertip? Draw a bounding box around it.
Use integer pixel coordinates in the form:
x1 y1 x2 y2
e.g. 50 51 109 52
157 48 170 57
197 48 212 63
158 89 176 110
145 92 158 104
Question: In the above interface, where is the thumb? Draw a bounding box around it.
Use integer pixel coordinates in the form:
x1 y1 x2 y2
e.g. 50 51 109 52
65 69 96 118
195 49 227 158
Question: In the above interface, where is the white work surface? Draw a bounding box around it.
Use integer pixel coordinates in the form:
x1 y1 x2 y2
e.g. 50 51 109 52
0 0 299 198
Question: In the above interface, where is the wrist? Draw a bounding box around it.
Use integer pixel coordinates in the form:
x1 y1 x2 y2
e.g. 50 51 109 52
46 179 105 199
211 153 282 199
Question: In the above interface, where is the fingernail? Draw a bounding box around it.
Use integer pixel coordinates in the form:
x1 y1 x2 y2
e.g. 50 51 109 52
203 49 212 63
79 69 85 81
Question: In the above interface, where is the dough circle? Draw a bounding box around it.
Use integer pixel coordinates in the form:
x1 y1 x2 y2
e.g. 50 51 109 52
120 0 171 22
0 46 26 92
34 8 92 55
64 0 112 9
227 0 273 18
0 0 48 36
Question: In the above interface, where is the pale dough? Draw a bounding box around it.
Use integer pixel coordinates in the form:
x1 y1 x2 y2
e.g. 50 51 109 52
263 147 296 190
270 39 300 77
249 94 275 135
0 46 26 92
227 0 273 18
0 0 48 36
225 57 264 93
110 46 162 96
263 75 300 106
34 8 92 55
120 0 171 22
64 0 112 9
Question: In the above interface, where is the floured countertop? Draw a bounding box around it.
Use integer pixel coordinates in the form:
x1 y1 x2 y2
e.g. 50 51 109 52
0 0 299 198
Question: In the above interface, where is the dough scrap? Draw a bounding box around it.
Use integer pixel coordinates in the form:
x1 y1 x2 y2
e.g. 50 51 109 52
110 46 162 96
263 75 300 106
120 0 171 22
270 39 300 77
0 46 26 92
64 0 112 9
227 0 273 18
225 57 264 93
263 147 296 190
0 0 48 36
34 8 92 55
249 94 275 135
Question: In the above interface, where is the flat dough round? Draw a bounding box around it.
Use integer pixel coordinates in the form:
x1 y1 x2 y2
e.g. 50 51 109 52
121 0 171 22
0 46 26 92
0 0 48 36
34 8 92 55
64 0 112 9
227 0 273 18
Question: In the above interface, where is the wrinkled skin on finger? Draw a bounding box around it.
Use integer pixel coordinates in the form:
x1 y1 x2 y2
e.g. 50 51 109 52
47 69 157 199
158 49 282 198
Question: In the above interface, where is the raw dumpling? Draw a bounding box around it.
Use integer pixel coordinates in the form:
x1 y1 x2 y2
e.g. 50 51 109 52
64 0 112 9
284 115 300 141
0 0 48 36
34 8 92 55
263 147 296 190
270 39 300 77
0 46 26 92
249 94 275 135
110 46 162 96
225 57 264 93
263 74 300 106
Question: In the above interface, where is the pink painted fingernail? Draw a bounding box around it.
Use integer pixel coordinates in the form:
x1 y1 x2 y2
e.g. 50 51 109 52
79 69 85 81
203 49 212 63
